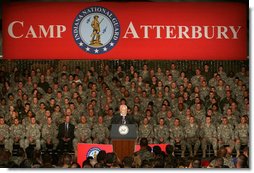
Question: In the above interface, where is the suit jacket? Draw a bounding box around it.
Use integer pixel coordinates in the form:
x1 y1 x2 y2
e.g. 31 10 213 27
58 122 75 140
111 114 135 124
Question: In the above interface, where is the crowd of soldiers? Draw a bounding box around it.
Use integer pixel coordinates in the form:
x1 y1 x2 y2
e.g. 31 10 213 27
0 62 249 160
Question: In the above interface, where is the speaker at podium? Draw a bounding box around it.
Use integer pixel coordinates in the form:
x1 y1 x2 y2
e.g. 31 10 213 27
110 124 137 161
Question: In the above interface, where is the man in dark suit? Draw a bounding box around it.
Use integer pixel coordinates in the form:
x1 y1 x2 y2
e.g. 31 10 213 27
57 115 75 153
111 104 135 124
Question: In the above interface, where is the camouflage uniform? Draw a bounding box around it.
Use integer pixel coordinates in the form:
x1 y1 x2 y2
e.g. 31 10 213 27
215 86 225 99
170 69 180 81
103 115 114 129
41 123 59 150
154 125 169 144
0 123 10 151
169 125 186 157
200 123 217 158
200 86 210 100
24 123 41 150
191 108 206 126
86 115 97 128
138 124 154 144
156 111 167 124
217 123 235 150
173 109 186 125
164 116 175 128
73 123 92 156
209 156 235 168
226 115 239 128
92 124 109 144
235 122 249 156
132 112 143 126
52 111 64 126
9 123 26 153
184 122 200 157
191 75 202 87
35 109 46 124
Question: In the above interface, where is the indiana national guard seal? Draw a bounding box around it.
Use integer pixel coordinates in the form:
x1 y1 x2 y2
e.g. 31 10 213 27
73 6 120 54
87 147 101 158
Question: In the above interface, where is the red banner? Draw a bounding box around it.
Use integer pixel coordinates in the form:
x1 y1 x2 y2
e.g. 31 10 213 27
135 144 168 153
3 2 247 60
77 143 113 167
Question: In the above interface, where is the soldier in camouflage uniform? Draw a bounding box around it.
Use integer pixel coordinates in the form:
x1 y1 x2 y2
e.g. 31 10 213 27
9 118 26 153
164 110 175 128
200 116 217 158
156 104 168 124
235 115 249 157
52 105 64 126
131 105 143 126
73 115 92 156
217 117 235 150
86 109 97 128
169 118 186 157
138 117 154 144
0 116 10 151
225 108 239 128
133 137 153 162
39 110 52 127
184 116 200 157
170 63 180 81
191 68 203 87
92 116 109 144
173 103 186 124
35 102 46 124
41 116 59 150
154 118 169 144
191 102 206 126
24 116 41 150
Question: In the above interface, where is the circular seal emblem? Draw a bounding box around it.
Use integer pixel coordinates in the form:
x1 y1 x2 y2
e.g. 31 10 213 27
86 147 101 159
72 6 120 54
118 125 129 135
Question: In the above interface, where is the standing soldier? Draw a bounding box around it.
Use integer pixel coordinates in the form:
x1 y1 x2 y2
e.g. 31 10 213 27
200 116 217 158
184 116 200 157
90 15 102 45
41 116 59 150
24 116 41 151
138 117 154 144
217 117 235 151
169 118 186 158
154 118 169 144
235 115 249 157
92 116 109 144
73 115 92 156
170 63 180 81
0 116 10 152
9 118 26 153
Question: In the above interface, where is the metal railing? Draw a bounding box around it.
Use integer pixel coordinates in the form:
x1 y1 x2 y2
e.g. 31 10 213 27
0 59 248 75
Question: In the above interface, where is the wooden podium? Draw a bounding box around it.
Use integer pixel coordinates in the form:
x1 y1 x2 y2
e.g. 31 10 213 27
110 124 137 161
